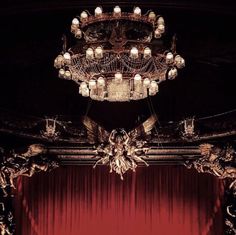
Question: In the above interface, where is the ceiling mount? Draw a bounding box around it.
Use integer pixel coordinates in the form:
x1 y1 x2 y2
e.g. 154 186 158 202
54 6 185 101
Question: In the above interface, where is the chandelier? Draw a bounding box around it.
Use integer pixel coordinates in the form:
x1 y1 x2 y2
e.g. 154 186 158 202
54 6 185 101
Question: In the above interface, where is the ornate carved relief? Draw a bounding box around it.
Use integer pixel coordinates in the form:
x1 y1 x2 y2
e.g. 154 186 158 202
82 115 157 180
95 129 149 180
180 117 197 139
41 118 60 139
0 144 59 234
185 143 236 234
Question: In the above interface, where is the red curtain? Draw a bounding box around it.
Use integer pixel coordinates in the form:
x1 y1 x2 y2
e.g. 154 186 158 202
14 165 224 235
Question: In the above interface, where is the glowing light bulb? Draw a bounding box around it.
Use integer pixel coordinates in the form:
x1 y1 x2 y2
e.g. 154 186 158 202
79 82 89 96
143 47 152 59
175 55 185 68
113 6 121 16
64 70 71 79
133 7 141 16
86 48 94 60
54 55 64 68
82 88 89 97
150 81 158 88
130 47 139 59
63 52 71 60
95 7 103 16
63 52 71 65
80 82 87 89
57 55 64 62
134 74 142 84
72 18 79 25
149 81 159 95
80 11 88 21
71 18 79 33
95 46 103 59
143 78 151 87
58 69 65 78
157 17 165 25
157 24 165 33
89 79 97 89
166 52 174 64
168 68 178 80
148 12 156 21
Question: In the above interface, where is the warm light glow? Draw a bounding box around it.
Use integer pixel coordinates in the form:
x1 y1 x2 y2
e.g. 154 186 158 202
54 55 64 68
54 5 185 101
157 24 165 33
175 55 182 63
95 7 103 16
89 79 97 89
95 46 103 59
149 81 159 95
157 17 164 25
64 70 71 79
114 6 121 15
72 18 79 25
80 82 89 96
130 47 139 59
133 7 141 16
59 69 65 78
80 11 88 20
82 88 89 97
168 68 178 80
80 82 87 89
143 47 152 59
175 55 185 68
148 12 156 21
134 74 142 83
86 48 94 59
166 52 174 64
143 78 150 87
63 52 71 60
57 55 64 62
63 53 71 65
150 80 158 88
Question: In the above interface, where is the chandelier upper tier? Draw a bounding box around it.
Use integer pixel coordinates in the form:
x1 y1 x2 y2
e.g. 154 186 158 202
54 6 185 102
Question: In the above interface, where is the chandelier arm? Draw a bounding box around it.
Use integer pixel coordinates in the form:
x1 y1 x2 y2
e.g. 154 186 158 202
54 5 185 101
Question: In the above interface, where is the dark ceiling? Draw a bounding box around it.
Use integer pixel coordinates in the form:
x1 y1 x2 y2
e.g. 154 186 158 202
0 0 236 130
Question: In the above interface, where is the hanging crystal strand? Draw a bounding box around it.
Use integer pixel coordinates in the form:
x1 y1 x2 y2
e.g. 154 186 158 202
54 6 185 101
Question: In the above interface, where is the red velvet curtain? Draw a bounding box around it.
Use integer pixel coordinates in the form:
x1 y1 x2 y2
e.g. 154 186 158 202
14 165 224 235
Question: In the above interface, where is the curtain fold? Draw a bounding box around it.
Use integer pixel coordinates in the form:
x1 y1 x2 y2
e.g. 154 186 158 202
14 165 223 235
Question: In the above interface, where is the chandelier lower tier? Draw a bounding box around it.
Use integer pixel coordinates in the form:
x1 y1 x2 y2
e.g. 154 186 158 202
54 6 185 102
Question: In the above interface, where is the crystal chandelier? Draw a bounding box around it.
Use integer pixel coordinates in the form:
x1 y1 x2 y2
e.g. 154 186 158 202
54 6 185 101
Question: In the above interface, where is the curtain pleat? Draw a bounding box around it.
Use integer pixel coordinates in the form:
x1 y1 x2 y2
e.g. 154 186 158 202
14 165 224 235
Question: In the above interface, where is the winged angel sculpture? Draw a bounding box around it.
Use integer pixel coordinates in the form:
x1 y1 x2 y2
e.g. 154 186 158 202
82 115 157 180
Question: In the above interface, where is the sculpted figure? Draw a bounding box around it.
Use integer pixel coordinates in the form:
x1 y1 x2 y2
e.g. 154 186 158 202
188 144 236 180
185 143 236 233
0 145 59 196
42 119 60 139
82 115 157 179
